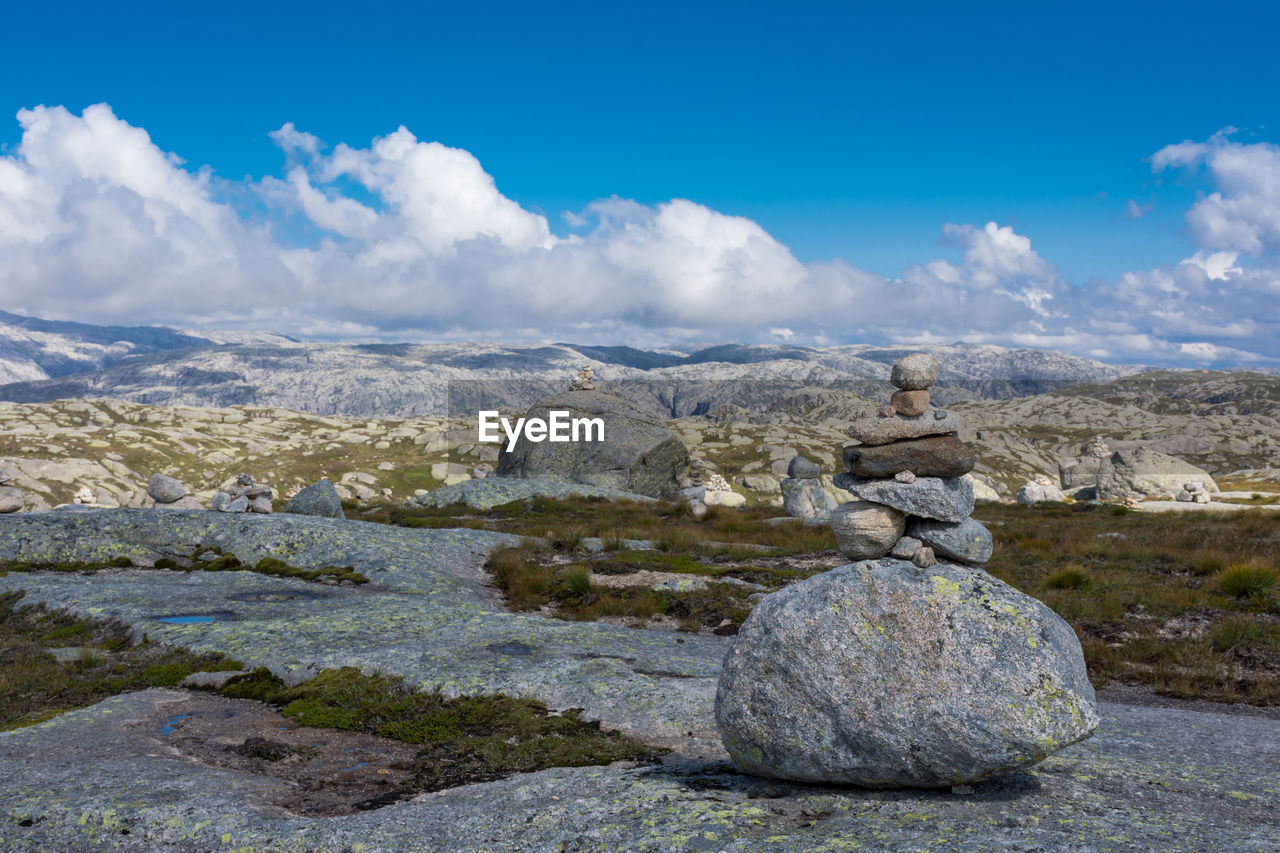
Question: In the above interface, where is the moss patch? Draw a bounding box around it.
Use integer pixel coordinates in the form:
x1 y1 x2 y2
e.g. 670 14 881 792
0 590 242 731
218 666 661 796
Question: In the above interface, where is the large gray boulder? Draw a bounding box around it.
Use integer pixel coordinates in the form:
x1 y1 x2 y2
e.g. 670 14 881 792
716 558 1098 787
1096 447 1219 500
283 479 344 519
834 472 974 522
146 474 186 504
1017 482 1066 504
494 389 689 499
0 487 23 513
780 478 835 519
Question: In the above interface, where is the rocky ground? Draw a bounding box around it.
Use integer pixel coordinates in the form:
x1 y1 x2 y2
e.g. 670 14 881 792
0 510 1277 851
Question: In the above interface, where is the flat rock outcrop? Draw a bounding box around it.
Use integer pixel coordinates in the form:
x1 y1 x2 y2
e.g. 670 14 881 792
495 389 689 499
407 475 653 510
716 557 1098 787
1096 447 1219 500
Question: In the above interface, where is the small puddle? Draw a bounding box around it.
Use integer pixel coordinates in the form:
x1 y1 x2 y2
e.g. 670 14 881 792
159 713 193 735
341 762 370 772
156 612 232 624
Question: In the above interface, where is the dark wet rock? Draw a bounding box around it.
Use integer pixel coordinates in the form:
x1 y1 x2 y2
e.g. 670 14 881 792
716 558 1098 787
907 517 993 565
406 476 653 510
494 389 689 499
842 435 976 479
283 479 344 519
834 472 975 523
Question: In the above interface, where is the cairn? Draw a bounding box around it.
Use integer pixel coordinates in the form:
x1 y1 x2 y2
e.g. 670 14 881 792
715 352 1096 788
1175 480 1211 504
210 473 274 514
780 454 836 520
569 366 596 391
830 353 991 568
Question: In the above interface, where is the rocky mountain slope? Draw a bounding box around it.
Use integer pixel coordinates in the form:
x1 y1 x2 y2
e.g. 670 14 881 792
0 310 294 386
0 336 1147 417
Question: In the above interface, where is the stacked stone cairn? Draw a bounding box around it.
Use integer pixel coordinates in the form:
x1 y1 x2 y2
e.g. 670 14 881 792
780 454 837 521
715 353 1098 788
827 353 991 568
210 473 273 514
1175 480 1211 504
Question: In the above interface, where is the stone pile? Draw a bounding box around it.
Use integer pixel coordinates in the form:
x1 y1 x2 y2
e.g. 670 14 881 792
210 473 273 514
1017 476 1067 505
1175 480 1211 504
827 354 990 569
779 455 836 521
716 353 1097 788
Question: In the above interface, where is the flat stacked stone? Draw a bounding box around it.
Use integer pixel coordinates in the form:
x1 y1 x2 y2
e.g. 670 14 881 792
830 353 991 567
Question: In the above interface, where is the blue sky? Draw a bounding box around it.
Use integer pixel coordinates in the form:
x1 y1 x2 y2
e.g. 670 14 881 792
1 1 1277 365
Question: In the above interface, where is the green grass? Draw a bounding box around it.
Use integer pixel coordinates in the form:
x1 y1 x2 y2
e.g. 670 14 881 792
0 590 243 732
217 666 660 795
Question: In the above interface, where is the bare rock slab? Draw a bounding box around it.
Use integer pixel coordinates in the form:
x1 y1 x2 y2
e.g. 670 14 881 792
834 472 975 522
843 435 975 479
716 557 1098 787
907 517 993 565
847 410 962 446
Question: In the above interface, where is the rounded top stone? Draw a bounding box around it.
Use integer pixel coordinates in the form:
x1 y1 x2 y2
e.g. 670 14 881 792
890 353 938 390
786 455 821 480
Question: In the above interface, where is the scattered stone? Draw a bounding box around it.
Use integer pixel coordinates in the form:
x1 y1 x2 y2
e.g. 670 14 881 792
843 435 975 479
910 546 937 568
834 473 975 523
146 474 187 504
889 353 939 391
890 389 929 417
846 410 963 446
908 517 993 565
828 501 905 560
249 496 273 514
209 492 231 512
0 487 23 513
236 473 254 488
895 470 916 484
890 536 922 559
1017 482 1067 504
73 485 96 505
786 455 821 480
283 479 345 518
715 558 1098 787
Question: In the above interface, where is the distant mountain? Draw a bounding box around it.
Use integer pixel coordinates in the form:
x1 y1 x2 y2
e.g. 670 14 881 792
0 310 295 385
1053 370 1280 418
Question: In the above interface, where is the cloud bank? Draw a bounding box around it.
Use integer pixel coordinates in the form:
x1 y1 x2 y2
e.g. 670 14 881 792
0 104 1276 365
